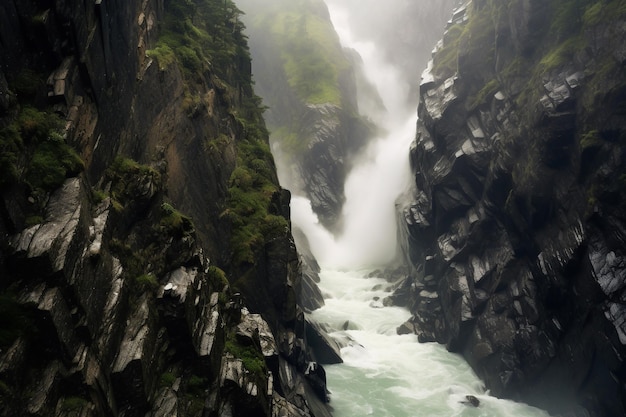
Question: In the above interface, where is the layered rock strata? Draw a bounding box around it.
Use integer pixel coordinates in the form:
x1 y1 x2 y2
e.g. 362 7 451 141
396 1 626 415
0 0 335 415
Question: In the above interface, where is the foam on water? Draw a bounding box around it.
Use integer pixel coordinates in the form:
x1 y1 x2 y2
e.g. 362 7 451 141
309 269 550 417
285 1 552 416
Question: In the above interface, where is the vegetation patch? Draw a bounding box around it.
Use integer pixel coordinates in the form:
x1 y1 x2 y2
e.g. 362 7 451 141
0 123 22 188
160 371 177 387
146 0 249 82
105 157 161 210
432 24 463 78
224 337 266 377
221 140 288 266
538 36 585 72
60 397 89 412
468 79 500 110
0 106 83 193
580 129 601 150
159 202 194 238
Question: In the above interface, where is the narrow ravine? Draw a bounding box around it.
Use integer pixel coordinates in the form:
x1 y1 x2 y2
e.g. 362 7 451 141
288 1 553 416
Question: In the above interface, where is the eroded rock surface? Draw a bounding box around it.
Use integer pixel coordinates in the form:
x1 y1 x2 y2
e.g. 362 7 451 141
396 1 626 416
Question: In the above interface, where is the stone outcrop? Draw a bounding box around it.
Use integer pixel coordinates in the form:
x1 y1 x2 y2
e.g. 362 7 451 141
396 1 626 416
0 0 334 415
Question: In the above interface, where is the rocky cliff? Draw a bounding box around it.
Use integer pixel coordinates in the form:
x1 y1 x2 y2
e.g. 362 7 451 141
0 0 334 416
396 0 626 415
235 0 374 231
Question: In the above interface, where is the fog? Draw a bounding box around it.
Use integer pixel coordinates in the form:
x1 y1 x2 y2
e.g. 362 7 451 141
324 0 459 108
235 0 457 267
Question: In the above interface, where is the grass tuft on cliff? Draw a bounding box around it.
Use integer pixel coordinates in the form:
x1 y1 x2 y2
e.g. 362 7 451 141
0 105 83 192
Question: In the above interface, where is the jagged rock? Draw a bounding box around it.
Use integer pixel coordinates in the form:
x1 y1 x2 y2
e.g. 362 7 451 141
398 2 626 415
111 295 154 413
237 310 279 358
277 358 332 417
219 354 269 417
304 319 342 365
292 227 325 313
27 361 63 415
87 197 110 257
10 178 83 274
152 388 179 417
0 1 331 416
271 392 311 417
461 395 480 407
193 292 222 358
160 265 197 302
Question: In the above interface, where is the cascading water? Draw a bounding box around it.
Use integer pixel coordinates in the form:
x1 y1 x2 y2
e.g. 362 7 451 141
288 1 552 416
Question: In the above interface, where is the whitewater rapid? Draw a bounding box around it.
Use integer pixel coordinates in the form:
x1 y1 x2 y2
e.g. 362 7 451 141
307 268 549 417
285 1 553 416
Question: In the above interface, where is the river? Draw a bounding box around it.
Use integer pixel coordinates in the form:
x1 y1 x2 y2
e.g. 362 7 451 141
288 1 552 416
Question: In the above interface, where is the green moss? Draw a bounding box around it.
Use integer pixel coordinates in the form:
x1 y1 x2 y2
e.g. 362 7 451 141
468 79 500 110
224 338 266 376
0 107 84 193
159 202 194 237
432 24 464 77
10 69 43 98
92 188 107 204
539 36 585 72
18 107 63 143
60 397 89 412
187 375 208 397
147 0 249 84
580 130 601 149
106 157 161 208
160 372 177 387
135 273 159 292
146 44 176 70
24 216 43 226
207 266 229 291
26 139 84 192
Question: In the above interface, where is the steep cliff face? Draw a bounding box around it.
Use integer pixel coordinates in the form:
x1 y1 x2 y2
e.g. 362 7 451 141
397 0 626 415
0 1 333 416
236 0 373 230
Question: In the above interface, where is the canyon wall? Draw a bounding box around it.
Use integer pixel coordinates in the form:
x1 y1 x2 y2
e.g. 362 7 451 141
396 1 626 415
0 0 334 415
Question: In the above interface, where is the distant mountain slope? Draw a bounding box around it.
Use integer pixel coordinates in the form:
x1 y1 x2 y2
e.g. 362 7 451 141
236 0 374 230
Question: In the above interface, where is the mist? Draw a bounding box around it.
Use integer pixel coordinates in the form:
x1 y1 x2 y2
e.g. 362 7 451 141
324 0 459 108
235 0 456 268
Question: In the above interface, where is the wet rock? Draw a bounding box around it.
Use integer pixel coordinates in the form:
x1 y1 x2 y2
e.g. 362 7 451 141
304 319 342 365
152 388 179 417
398 4 626 413
111 295 154 412
193 292 222 358
10 178 83 275
219 354 269 416
292 227 325 313
461 395 480 407
237 310 279 358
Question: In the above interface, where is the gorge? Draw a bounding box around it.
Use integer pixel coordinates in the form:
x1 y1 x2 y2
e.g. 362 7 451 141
1 0 626 417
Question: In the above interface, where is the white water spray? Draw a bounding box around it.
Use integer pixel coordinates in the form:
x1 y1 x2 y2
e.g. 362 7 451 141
289 1 418 270
286 1 550 416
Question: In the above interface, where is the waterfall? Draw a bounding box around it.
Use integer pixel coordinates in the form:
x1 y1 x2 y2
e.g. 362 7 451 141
289 1 551 416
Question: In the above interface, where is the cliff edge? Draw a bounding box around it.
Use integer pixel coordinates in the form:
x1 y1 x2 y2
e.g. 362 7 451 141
0 0 333 416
